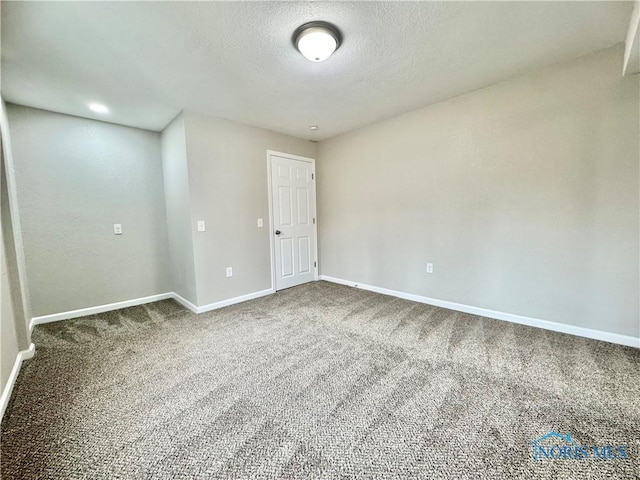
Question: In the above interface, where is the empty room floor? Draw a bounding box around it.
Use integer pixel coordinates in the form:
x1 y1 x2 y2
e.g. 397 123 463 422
1 281 638 479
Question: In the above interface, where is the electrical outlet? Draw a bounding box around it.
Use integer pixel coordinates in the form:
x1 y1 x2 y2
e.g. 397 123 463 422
426 263 434 274
257 218 263 228
197 220 206 232
113 224 122 235
226 267 233 278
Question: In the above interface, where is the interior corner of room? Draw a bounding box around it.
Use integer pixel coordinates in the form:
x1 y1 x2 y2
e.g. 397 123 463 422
0 1 639 476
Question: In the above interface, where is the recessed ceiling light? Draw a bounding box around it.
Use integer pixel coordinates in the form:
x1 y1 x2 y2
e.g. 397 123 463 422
293 21 341 62
309 126 318 130
88 103 109 114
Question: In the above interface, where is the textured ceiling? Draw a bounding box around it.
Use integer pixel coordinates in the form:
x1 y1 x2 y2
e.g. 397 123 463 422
1 2 633 140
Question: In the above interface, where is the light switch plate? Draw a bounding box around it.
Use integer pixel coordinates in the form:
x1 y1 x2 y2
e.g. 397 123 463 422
257 218 263 228
197 220 206 232
113 224 122 235
226 267 233 277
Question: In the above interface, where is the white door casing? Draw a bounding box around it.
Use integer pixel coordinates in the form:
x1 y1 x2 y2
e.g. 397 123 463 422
267 151 317 291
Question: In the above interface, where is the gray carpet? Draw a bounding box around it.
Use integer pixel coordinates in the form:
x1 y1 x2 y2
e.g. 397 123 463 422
1 281 639 479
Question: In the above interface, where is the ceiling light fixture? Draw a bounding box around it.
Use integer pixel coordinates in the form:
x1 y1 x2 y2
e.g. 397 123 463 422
293 21 341 62
88 103 109 114
309 125 318 130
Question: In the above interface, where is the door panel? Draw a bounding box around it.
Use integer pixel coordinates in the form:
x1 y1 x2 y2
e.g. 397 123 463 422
278 186 292 225
271 154 316 290
280 238 294 277
298 236 311 274
296 188 309 224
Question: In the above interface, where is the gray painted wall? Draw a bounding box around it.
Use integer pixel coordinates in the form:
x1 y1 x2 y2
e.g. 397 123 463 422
1 128 21 392
1 99 32 336
183 111 317 306
160 113 197 304
1 98 29 396
1 227 19 391
7 105 172 317
317 45 639 338
1 149 28 349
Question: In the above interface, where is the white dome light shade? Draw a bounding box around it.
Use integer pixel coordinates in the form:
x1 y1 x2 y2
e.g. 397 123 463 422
297 28 336 62
293 22 341 62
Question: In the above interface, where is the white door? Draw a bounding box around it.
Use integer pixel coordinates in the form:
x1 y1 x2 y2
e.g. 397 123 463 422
269 152 317 290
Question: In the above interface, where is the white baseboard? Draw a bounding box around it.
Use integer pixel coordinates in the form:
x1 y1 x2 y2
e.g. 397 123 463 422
29 293 174 331
190 288 274 314
319 275 640 348
170 293 199 313
0 343 35 422
28 288 278 331
26 281 638 348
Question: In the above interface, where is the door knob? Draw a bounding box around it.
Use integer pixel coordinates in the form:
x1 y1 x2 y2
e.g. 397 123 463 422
275 230 281 235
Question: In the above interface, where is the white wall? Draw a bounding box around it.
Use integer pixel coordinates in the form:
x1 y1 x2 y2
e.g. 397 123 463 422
161 113 197 305
7 105 172 316
180 111 317 306
317 45 639 339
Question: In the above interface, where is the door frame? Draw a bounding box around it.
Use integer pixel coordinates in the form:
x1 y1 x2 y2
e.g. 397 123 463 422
266 150 318 292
